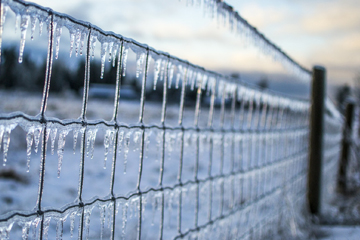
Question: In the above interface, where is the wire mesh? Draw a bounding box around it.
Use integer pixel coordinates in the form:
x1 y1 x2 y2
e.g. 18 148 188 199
0 0 344 239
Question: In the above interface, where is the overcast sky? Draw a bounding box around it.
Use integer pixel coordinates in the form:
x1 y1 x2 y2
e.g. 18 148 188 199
24 0 360 85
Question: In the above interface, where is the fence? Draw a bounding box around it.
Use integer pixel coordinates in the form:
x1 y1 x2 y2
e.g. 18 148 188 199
0 0 346 239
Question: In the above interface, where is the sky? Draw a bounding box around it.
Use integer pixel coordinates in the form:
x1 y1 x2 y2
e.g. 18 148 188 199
16 0 360 86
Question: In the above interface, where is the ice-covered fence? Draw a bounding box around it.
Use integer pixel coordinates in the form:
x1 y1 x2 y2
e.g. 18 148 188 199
0 0 343 239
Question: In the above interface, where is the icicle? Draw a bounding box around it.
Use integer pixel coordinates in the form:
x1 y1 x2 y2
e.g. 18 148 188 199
123 130 132 174
175 65 182 89
86 129 98 159
99 204 106 240
153 59 161 90
103 129 115 169
74 29 81 57
2 124 17 167
69 211 77 238
112 43 119 67
21 221 31 240
159 59 166 82
133 130 142 152
18 15 30 63
0 126 3 153
26 127 34 172
30 16 36 40
55 26 62 59
50 128 58 155
122 203 128 238
108 42 114 63
155 131 163 162
90 34 97 59
136 52 146 78
15 14 20 34
39 19 44 36
57 130 69 178
73 129 79 154
168 62 174 89
121 47 129 77
0 222 13 240
79 32 86 56
100 42 108 79
151 193 160 225
117 130 124 156
56 217 66 240
144 130 152 159
0 4 9 61
43 217 51 240
84 207 93 240
69 31 75 57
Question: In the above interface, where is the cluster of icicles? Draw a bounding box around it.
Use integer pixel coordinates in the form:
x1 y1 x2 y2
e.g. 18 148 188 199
182 0 312 82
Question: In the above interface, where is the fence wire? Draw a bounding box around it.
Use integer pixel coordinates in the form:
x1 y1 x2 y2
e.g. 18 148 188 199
0 0 344 239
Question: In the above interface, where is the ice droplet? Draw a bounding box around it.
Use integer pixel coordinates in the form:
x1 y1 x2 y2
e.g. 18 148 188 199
123 130 132 174
55 26 62 59
26 127 34 172
18 15 30 63
121 47 129 77
100 42 108 79
57 130 69 178
43 217 51 240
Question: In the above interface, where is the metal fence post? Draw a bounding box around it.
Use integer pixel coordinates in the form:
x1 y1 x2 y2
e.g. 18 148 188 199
308 66 326 215
337 100 355 194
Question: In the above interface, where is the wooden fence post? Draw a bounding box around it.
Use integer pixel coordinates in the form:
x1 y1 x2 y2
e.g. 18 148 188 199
308 66 326 215
337 100 355 194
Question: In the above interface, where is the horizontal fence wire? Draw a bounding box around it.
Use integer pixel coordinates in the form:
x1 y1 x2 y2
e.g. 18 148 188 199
0 0 344 239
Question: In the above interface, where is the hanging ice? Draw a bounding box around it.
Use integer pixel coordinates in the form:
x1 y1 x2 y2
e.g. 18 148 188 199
99 204 106 240
0 4 9 62
26 127 34 172
121 46 129 77
21 221 31 240
112 43 119 67
136 52 146 78
108 42 114 63
57 130 69 178
90 34 97 59
86 128 97 159
168 62 174 89
73 129 79 154
43 217 51 240
153 58 161 90
103 129 115 169
50 128 58 155
100 41 108 79
2 124 17 167
55 25 62 59
18 15 30 63
0 222 14 240
122 202 128 238
56 216 67 240
69 211 77 238
84 206 94 240
38 19 44 37
123 130 132 174
30 15 36 40
68 31 75 57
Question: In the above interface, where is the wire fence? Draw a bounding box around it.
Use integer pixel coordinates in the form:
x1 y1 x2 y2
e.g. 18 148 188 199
0 0 345 239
